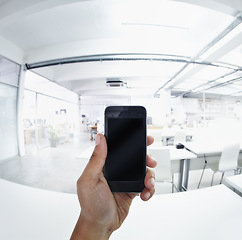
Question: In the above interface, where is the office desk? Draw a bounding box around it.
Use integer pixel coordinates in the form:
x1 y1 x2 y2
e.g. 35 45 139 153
112 184 242 240
184 141 242 169
224 174 242 194
185 142 223 156
184 142 223 171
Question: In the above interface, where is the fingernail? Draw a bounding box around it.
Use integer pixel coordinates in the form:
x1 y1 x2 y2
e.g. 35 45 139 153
95 134 100 146
144 192 151 200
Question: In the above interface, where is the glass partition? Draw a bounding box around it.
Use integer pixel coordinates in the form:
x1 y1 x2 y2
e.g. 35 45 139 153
0 83 18 161
23 71 79 153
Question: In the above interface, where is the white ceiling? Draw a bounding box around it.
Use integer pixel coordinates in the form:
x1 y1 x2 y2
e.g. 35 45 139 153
0 0 242 98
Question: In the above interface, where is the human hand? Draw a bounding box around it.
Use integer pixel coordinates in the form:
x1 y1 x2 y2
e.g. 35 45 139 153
70 134 156 240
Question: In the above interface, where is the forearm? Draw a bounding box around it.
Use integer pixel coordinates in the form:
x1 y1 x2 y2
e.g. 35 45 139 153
70 215 113 240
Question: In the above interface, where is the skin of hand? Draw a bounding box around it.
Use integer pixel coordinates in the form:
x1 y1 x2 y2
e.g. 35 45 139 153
70 133 156 240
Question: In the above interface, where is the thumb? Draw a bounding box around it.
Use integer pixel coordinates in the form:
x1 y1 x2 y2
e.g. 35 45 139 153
82 133 107 181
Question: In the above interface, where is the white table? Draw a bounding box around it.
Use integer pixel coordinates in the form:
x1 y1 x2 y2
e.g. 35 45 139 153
1 179 242 240
185 141 242 165
224 174 242 194
184 142 223 156
183 142 224 175
0 179 80 240
112 184 242 240
184 141 242 184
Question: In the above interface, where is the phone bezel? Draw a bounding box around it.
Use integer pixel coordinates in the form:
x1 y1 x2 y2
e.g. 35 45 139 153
104 106 147 192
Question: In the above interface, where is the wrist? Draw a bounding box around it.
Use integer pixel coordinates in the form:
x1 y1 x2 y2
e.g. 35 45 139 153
70 215 113 240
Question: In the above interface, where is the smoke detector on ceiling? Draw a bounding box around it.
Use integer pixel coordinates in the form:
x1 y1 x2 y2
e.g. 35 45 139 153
106 79 126 87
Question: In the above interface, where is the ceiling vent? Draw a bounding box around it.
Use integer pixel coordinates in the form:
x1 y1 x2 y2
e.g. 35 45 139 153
106 79 125 87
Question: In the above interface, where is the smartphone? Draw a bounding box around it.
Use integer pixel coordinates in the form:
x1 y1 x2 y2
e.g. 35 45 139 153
104 106 147 192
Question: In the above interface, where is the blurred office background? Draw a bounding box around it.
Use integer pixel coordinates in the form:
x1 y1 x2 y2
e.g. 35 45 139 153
0 0 242 192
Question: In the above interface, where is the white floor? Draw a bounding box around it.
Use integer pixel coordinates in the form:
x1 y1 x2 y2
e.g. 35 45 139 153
0 133 95 193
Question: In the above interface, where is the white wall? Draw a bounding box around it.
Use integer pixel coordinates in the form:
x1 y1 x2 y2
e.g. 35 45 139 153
80 95 131 128
131 91 171 126
80 91 171 128
0 37 24 64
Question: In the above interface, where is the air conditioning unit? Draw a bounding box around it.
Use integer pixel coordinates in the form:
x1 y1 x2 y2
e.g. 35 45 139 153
106 79 124 87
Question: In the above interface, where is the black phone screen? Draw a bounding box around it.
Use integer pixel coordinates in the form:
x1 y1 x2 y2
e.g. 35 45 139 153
104 106 146 192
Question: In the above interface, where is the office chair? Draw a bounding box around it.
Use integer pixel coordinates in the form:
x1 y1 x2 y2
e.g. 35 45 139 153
238 160 242 174
198 142 240 188
148 148 177 193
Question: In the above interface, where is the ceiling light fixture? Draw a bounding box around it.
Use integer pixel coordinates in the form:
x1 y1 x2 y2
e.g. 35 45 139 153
106 79 126 88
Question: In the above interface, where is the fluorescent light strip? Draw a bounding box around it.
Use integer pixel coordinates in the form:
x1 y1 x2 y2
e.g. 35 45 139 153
155 12 242 95
121 22 189 30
